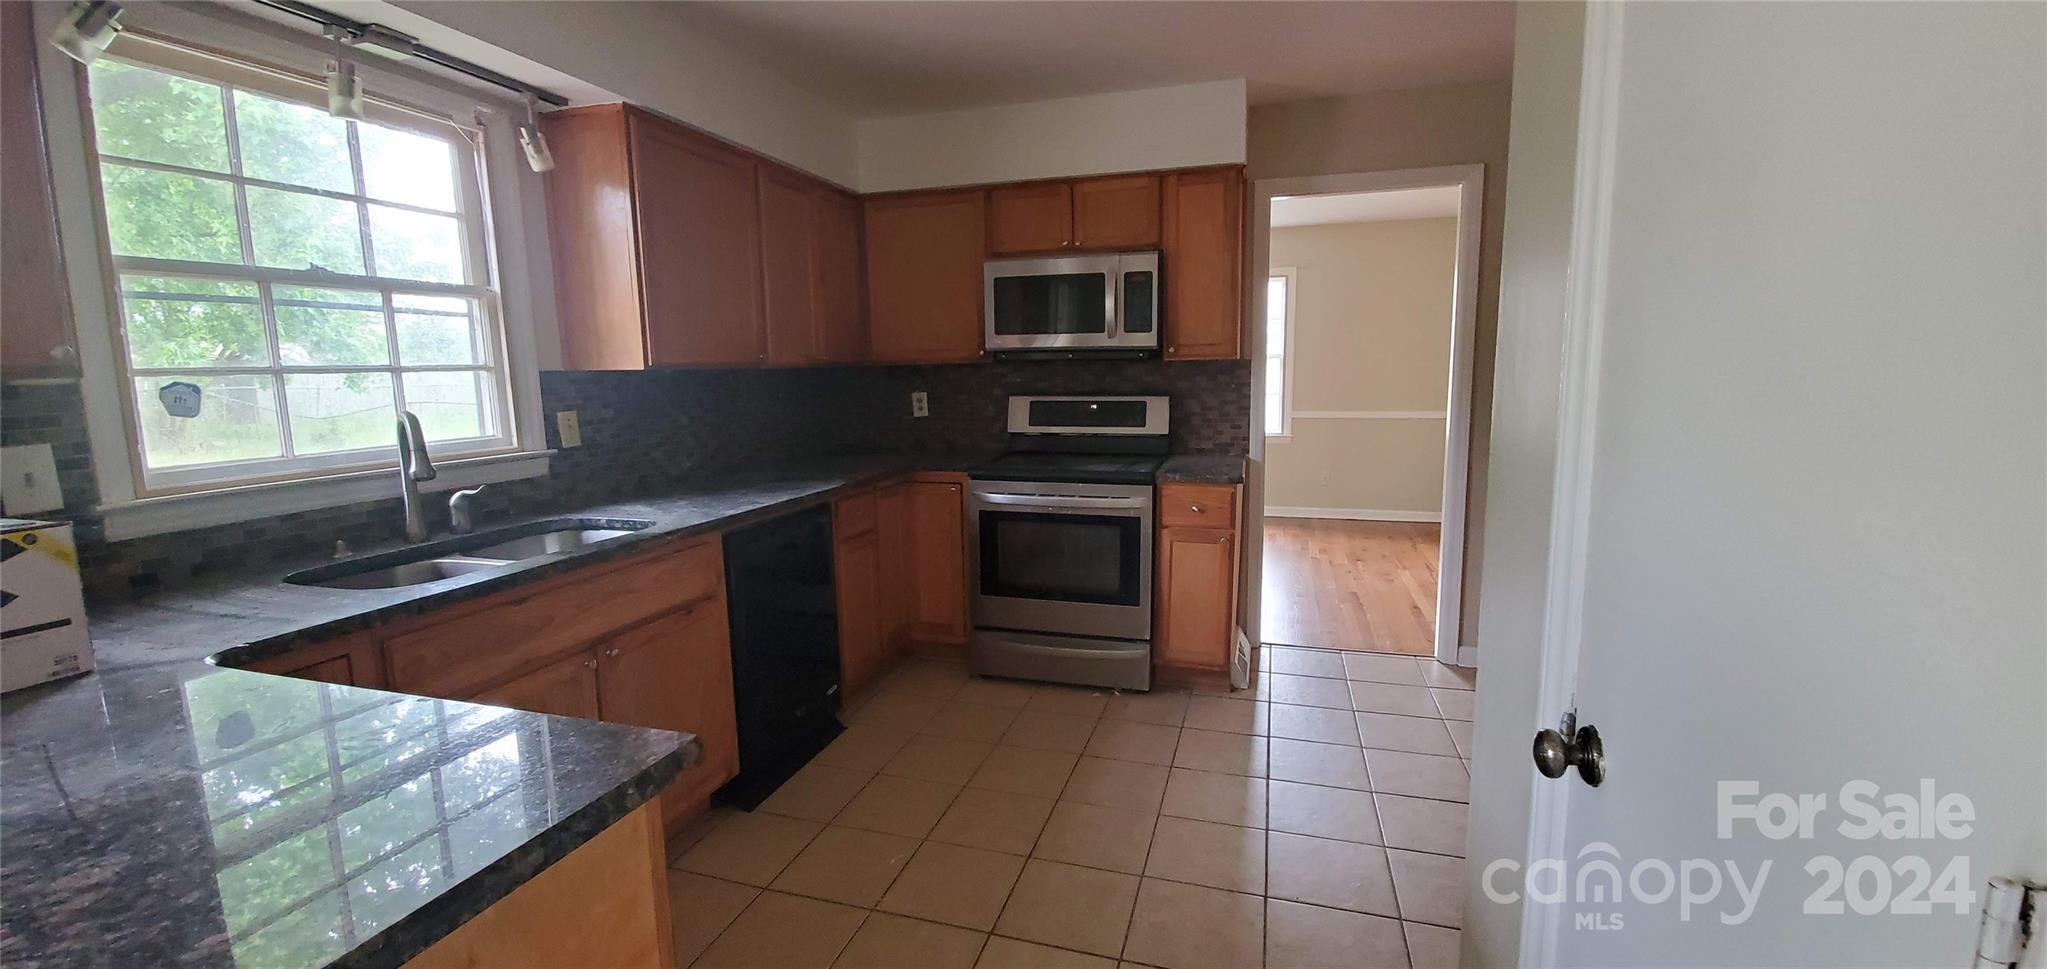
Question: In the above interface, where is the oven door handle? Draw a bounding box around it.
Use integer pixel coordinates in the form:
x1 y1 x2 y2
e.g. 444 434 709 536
977 492 1147 510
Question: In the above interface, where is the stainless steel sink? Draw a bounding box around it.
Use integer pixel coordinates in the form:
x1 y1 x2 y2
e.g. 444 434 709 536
285 518 652 590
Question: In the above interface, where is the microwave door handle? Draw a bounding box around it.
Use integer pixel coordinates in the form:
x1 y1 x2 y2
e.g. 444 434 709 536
979 493 1144 510
1107 268 1121 340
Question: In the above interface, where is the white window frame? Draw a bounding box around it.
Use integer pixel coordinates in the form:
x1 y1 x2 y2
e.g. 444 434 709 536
36 3 556 540
1263 267 1297 441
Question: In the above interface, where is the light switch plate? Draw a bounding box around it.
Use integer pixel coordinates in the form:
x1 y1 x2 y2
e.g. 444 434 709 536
1 444 64 515
555 410 582 448
911 391 929 418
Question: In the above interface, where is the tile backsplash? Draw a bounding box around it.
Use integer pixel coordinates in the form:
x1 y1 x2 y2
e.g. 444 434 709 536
0 358 1248 604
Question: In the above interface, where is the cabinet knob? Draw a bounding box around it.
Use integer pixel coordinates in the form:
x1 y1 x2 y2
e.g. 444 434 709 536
584 658 598 669
606 647 621 658
1190 504 1202 513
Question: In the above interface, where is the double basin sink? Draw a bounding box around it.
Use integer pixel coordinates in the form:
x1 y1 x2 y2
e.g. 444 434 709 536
284 517 655 590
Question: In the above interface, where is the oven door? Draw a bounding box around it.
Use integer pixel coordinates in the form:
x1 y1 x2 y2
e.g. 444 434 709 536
968 480 1154 641
984 254 1123 353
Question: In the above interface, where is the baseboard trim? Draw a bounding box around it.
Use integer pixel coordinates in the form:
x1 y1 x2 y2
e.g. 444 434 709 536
1263 506 1444 523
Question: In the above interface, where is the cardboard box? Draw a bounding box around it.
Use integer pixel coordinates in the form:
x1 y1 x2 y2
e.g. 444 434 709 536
1 519 94 693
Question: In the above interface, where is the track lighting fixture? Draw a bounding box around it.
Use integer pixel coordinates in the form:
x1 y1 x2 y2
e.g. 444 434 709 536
517 94 554 173
323 25 365 120
50 0 122 65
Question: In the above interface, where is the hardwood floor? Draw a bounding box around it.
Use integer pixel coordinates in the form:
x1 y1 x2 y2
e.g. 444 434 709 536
1260 518 1440 655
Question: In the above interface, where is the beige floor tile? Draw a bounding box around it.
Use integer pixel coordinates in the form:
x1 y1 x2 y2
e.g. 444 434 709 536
1430 688 1475 721
1347 682 1440 718
1183 696 1270 736
1269 703 1360 746
1342 652 1426 686
969 745 1080 798
1388 848 1465 928
1104 689 1191 726
1033 800 1158 874
1265 831 1397 917
1403 921 1462 968
879 841 1027 931
955 676 1041 709
833 773 962 839
1024 686 1112 719
1173 728 1268 777
1267 646 1346 679
1122 878 1264 969
1268 779 1381 844
1418 662 1476 691
1084 720 1182 765
929 787 1057 855
1267 737 1371 790
1354 712 1459 757
1062 756 1171 813
759 762 875 823
1444 719 1474 759
975 937 1116 969
816 723 917 773
1266 898 1408 969
770 825 920 907
847 688 948 732
692 890 865 969
1261 672 1353 710
1364 749 1470 803
666 871 758 967
1160 768 1267 828
676 811 823 886
924 699 1024 743
888 661 973 699
1375 794 1468 857
993 859 1140 958
832 913 987 969
1000 710 1100 754
883 735 997 786
1144 815 1265 894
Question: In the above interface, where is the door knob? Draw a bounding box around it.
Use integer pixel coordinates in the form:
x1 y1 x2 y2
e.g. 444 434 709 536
1532 711 1605 786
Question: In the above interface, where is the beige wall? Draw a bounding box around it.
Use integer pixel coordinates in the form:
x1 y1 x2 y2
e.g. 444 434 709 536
1266 218 1458 514
1244 80 1513 650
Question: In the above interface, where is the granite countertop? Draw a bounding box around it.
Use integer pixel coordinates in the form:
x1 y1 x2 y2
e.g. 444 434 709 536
0 453 983 969
1157 453 1247 484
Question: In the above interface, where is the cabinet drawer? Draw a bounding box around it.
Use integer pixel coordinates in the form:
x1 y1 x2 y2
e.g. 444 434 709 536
835 491 878 537
1158 483 1238 529
385 538 724 698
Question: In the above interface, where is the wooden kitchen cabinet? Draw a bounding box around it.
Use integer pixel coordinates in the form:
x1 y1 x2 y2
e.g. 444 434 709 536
987 174 1160 255
815 191 867 363
875 482 912 649
833 494 888 694
1161 167 1245 360
988 182 1073 255
905 474 970 646
473 650 604 720
864 191 987 363
1 1 76 378
597 595 739 821
246 631 384 688
759 168 867 366
1154 483 1242 673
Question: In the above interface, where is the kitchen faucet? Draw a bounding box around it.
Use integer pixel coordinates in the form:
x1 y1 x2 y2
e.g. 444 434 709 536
396 411 438 543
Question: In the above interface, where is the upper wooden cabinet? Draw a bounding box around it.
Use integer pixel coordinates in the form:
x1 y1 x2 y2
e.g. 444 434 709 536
760 167 868 367
2 1 76 378
987 174 1161 255
815 191 868 363
632 116 764 367
1161 168 1245 360
864 191 987 364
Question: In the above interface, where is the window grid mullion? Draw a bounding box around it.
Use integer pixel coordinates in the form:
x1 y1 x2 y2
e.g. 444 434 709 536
256 279 298 460
219 85 257 269
346 121 378 280
96 153 464 220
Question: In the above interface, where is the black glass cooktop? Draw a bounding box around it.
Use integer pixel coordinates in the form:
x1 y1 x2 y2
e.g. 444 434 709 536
969 452 1166 486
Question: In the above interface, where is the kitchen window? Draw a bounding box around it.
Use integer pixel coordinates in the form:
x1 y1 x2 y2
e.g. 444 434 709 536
1264 269 1296 439
82 39 513 494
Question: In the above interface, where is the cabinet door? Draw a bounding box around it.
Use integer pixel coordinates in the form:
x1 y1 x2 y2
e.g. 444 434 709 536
1161 168 1245 360
539 105 645 370
1 2 76 378
473 651 603 720
906 478 968 645
864 192 987 363
1155 526 1236 670
1073 174 1161 250
630 114 764 367
835 529 885 695
596 596 740 817
814 190 867 363
987 182 1073 254
875 483 912 652
758 167 820 366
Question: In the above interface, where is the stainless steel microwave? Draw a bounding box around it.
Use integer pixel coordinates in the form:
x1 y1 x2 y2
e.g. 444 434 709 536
983 251 1159 354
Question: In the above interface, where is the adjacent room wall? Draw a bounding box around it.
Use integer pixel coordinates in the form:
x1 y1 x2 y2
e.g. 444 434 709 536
1247 80 1513 650
1265 218 1458 517
856 80 1248 192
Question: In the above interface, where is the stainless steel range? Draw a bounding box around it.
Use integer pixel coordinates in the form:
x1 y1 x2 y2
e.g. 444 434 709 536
967 396 1168 691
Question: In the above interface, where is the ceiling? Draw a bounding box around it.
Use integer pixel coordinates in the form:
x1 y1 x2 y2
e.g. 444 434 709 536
1270 186 1463 227
663 1 1515 118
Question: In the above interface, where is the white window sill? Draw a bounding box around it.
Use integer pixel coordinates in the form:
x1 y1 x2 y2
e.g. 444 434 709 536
98 450 554 542
1264 434 1293 444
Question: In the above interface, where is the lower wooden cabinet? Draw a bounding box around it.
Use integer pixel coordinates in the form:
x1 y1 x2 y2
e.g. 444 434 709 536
906 474 969 646
472 650 603 720
596 596 740 821
835 520 887 695
246 631 384 688
1154 483 1243 673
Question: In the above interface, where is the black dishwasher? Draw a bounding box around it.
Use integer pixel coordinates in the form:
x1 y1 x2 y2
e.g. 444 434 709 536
720 505 843 809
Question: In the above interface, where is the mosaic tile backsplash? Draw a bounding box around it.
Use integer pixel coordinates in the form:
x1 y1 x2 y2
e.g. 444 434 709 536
1 359 1248 603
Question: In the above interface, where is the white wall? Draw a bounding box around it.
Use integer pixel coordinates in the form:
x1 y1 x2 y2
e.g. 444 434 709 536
855 80 1247 192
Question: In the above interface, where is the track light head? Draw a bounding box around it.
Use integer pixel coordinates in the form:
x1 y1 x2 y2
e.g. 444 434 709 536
325 57 365 119
518 95 553 173
51 0 123 65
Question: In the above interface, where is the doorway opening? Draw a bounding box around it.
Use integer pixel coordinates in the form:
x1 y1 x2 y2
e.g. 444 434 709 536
1251 168 1483 665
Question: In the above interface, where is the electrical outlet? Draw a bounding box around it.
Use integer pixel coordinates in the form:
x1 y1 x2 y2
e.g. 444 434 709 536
1 444 63 515
555 410 582 448
911 391 929 418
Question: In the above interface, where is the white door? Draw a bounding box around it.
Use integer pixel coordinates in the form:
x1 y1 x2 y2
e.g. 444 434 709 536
1468 3 2046 966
